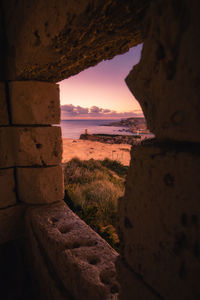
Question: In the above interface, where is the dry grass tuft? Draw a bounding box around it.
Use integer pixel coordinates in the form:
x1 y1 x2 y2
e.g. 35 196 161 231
63 158 128 250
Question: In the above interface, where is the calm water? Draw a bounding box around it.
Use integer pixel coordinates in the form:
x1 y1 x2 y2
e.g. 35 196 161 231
61 119 132 139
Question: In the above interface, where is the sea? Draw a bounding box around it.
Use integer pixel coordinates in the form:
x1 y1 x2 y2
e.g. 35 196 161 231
61 119 134 139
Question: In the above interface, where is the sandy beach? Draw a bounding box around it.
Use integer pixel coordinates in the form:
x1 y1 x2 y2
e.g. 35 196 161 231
62 138 131 166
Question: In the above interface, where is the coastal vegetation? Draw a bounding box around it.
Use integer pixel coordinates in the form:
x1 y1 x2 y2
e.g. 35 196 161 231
63 158 128 251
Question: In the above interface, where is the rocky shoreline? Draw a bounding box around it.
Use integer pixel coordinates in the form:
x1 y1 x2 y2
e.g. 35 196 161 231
80 133 141 145
79 117 153 145
101 117 150 135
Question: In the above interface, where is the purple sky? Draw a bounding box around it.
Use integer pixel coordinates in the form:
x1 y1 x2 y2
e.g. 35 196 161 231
59 44 143 119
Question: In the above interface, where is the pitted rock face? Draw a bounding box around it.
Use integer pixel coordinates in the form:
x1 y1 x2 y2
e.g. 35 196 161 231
26 202 120 300
2 0 150 82
126 0 200 142
118 139 200 299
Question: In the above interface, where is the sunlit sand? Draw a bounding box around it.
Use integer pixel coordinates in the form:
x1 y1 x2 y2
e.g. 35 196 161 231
62 138 131 166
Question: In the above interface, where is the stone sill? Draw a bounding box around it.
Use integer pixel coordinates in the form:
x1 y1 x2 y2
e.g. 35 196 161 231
26 201 120 300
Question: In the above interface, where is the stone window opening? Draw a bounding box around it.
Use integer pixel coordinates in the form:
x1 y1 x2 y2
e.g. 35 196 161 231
57 45 146 249
16 46 145 299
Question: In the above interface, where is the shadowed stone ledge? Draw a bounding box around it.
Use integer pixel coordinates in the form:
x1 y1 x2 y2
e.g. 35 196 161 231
26 201 120 300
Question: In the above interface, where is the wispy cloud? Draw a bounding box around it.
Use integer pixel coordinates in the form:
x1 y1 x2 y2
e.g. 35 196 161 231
61 104 143 119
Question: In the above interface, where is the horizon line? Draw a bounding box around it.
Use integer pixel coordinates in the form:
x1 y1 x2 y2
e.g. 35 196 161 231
61 116 145 121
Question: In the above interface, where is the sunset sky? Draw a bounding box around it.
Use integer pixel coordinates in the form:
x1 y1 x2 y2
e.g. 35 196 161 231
59 44 143 119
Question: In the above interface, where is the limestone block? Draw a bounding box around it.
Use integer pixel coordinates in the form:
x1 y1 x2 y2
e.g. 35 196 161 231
26 202 120 300
0 126 62 167
0 205 26 244
0 127 14 168
126 0 200 142
9 81 60 124
13 126 62 166
0 82 9 125
119 140 200 299
17 166 64 204
0 168 17 209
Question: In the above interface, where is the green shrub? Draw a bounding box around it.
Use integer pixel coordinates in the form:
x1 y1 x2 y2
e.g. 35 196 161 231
63 158 128 251
101 158 129 177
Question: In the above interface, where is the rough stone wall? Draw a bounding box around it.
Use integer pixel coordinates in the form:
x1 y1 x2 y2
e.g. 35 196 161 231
0 79 66 298
126 0 200 143
118 0 200 299
0 80 63 245
1 0 149 82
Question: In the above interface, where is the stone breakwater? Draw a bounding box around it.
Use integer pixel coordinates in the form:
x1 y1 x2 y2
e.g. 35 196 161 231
80 133 141 145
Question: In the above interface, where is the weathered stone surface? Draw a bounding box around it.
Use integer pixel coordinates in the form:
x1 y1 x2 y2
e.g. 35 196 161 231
17 166 63 204
26 229 71 300
26 202 119 300
9 81 60 124
0 82 9 124
2 0 149 81
13 126 62 166
116 259 159 300
0 126 62 168
126 0 200 142
0 127 14 168
0 168 17 209
119 139 200 299
0 205 26 244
